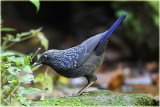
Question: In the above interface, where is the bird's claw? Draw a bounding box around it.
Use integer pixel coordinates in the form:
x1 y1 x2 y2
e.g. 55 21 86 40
79 91 89 96
72 91 89 96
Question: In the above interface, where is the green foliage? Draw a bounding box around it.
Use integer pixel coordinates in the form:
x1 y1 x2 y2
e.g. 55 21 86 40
35 71 55 93
37 32 49 50
1 28 16 32
1 54 37 106
29 0 40 12
1 27 49 51
147 1 159 26
1 26 48 106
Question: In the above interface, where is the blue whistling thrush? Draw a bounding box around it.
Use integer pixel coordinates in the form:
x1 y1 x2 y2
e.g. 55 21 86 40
33 14 126 95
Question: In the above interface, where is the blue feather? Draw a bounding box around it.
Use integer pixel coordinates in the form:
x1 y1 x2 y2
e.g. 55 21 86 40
95 13 126 54
101 13 126 43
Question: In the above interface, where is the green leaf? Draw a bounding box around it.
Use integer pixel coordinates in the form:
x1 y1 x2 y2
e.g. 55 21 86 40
22 65 32 73
20 87 42 95
6 50 25 57
7 56 25 65
24 56 31 65
16 27 42 38
29 0 40 12
7 75 16 81
1 63 11 68
0 52 15 59
35 73 45 83
148 1 159 13
10 38 21 42
7 67 21 75
1 28 16 32
19 74 34 83
8 79 17 83
37 32 49 50
153 14 159 26
3 85 10 90
4 34 14 41
18 96 27 104
17 96 32 106
30 27 42 33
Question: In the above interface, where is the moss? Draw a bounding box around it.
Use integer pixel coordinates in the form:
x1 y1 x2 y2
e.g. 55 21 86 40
32 90 158 106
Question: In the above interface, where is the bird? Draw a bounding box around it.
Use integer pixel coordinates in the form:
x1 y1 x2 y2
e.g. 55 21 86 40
33 13 126 95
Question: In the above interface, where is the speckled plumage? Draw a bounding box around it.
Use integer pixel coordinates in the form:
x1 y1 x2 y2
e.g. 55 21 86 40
41 34 106 78
34 14 126 95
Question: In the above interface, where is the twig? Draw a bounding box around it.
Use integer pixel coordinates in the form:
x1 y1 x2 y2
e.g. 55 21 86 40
31 48 41 62
5 42 15 50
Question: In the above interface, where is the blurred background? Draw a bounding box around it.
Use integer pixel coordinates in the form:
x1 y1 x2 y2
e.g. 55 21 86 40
2 1 159 100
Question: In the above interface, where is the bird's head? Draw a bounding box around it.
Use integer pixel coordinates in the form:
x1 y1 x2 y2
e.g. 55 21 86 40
32 50 54 66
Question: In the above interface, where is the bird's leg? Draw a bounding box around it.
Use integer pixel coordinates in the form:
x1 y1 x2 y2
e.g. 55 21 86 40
77 74 97 96
77 82 94 96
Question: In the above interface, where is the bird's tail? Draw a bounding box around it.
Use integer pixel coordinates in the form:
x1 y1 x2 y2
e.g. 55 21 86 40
101 13 126 43
95 13 126 55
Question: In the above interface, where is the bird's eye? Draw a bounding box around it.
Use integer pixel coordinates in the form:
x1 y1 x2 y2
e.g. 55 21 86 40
44 55 48 58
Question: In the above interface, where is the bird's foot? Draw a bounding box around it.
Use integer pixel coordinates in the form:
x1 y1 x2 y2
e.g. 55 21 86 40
79 91 89 96
72 91 89 96
72 92 83 96
71 92 83 97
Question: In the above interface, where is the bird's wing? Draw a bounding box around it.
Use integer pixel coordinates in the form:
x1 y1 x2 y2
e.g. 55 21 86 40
58 33 104 70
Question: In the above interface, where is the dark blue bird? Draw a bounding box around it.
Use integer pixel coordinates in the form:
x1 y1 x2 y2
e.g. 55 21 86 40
33 14 126 95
